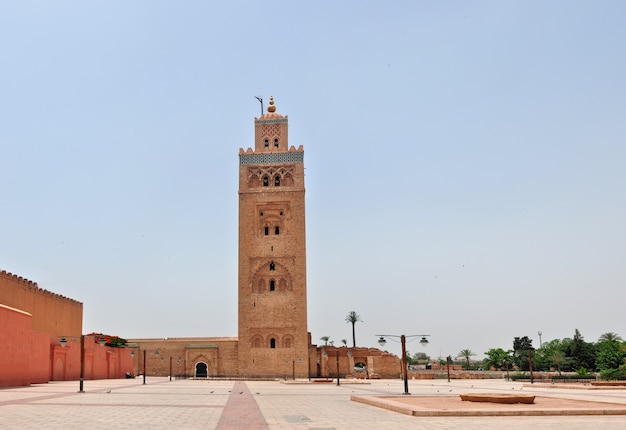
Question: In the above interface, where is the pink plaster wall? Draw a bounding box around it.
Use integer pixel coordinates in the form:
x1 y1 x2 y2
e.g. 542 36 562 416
50 335 134 381
0 304 50 387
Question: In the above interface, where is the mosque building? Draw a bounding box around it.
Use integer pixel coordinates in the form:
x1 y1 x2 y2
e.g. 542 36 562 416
0 98 398 386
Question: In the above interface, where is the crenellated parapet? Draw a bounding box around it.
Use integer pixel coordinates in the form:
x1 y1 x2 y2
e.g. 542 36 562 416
0 269 82 306
239 145 304 154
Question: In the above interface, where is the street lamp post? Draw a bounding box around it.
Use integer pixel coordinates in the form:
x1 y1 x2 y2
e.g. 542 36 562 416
60 335 105 393
143 350 146 385
377 334 430 395
79 335 85 393
336 350 340 386
528 349 535 384
60 335 85 392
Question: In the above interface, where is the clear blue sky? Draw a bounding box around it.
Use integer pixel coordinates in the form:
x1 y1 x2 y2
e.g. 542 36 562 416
2 1 625 360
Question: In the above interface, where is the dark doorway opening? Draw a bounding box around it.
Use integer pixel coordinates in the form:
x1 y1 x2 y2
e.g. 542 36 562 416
195 362 208 378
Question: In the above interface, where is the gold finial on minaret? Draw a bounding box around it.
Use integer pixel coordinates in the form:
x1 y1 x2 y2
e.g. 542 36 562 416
267 96 276 113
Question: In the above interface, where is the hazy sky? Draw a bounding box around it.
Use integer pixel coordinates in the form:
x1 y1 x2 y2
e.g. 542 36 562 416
2 1 625 360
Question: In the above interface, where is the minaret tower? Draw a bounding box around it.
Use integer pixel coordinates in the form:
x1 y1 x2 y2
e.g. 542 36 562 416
237 97 309 377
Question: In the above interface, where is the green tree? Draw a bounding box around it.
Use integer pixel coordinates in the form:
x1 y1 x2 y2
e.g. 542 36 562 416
559 337 576 371
484 348 511 370
408 352 430 365
599 332 623 343
340 339 347 347
568 329 596 371
320 336 330 346
596 339 625 372
345 311 362 348
458 349 475 370
513 336 534 371
551 350 566 375
535 339 564 371
413 352 430 362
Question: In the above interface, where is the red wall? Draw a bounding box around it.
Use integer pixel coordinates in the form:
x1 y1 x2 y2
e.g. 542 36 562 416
0 304 50 387
0 270 82 338
50 335 134 381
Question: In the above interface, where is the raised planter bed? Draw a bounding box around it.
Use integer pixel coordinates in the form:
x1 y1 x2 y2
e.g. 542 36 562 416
460 393 535 404
590 381 626 386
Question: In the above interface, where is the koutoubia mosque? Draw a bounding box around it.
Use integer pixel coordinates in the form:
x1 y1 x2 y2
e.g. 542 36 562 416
1 98 398 386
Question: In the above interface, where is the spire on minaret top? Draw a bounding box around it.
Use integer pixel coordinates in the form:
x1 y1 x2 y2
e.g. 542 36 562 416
256 95 285 121
267 96 276 113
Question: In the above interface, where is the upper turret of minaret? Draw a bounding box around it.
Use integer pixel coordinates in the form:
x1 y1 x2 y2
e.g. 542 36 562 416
253 96 289 152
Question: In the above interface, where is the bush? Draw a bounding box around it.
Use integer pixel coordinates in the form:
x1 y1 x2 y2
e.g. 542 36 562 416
552 374 595 380
510 373 595 381
600 366 626 381
509 373 533 381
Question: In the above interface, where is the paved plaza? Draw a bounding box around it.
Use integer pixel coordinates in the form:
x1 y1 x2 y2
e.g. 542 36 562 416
2 377 626 429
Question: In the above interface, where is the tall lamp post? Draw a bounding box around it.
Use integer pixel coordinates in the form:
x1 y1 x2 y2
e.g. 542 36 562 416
377 334 430 395
60 335 105 393
336 350 340 386
528 348 535 384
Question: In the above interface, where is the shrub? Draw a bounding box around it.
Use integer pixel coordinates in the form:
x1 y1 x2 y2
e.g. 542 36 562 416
600 365 626 381
552 374 595 380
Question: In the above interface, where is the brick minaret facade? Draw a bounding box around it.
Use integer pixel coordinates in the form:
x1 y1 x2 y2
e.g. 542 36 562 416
237 97 309 378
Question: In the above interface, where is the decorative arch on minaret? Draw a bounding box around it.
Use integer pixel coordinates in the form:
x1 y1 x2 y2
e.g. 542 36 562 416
246 166 296 189
250 260 293 293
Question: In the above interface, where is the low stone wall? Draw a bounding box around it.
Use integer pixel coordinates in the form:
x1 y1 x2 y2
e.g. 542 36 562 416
408 370 506 380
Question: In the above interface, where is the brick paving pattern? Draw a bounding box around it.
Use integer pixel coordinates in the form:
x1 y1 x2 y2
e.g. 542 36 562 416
216 381 268 430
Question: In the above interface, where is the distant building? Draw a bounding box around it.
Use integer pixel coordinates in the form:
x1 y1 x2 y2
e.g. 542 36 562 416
128 98 401 379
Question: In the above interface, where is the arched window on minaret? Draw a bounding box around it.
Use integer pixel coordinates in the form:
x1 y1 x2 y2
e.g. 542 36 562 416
274 175 280 186
262 176 269 187
270 338 276 349
264 226 269 236
264 139 269 147
275 226 280 235
269 279 275 291
274 138 279 147
269 261 275 271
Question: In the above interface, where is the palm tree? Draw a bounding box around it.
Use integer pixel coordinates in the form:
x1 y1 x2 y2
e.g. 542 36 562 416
551 350 565 376
599 332 623 343
345 311 362 348
341 339 347 347
320 336 330 346
458 349 475 370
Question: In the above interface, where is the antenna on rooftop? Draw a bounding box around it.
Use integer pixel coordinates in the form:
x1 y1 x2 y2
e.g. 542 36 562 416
254 96 263 115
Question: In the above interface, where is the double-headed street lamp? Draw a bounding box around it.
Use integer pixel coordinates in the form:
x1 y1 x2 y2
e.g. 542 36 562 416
377 334 430 395
60 335 106 393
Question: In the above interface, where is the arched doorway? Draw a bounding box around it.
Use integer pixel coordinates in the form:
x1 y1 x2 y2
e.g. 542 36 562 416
195 362 208 378
354 361 368 379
